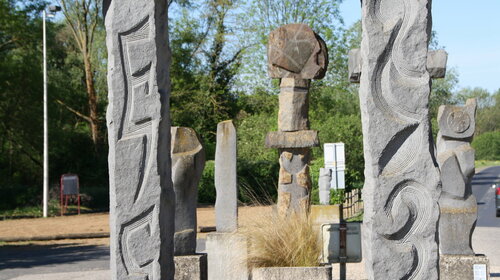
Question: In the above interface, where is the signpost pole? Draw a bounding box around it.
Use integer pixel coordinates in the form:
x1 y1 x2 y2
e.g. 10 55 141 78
339 203 347 280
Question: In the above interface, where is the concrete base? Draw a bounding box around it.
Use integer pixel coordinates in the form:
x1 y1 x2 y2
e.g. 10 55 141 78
440 254 490 280
174 254 207 280
206 232 249 280
251 266 332 280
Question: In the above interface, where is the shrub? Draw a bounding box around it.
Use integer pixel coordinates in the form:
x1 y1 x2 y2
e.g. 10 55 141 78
472 131 500 161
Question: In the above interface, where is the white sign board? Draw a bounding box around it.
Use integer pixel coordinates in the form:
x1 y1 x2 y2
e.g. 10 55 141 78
473 264 487 280
324 143 345 189
321 222 362 264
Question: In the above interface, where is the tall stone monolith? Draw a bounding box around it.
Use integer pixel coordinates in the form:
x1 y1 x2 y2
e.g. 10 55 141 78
265 24 328 215
105 0 174 279
171 127 205 255
215 120 237 232
359 1 441 279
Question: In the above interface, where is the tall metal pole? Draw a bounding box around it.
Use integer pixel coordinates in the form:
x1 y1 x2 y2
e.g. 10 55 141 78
42 10 49 218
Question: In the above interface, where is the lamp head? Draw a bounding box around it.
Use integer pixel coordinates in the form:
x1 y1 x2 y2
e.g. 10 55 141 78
48 5 62 13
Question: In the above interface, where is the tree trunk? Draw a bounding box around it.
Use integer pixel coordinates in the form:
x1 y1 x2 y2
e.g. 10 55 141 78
83 53 99 145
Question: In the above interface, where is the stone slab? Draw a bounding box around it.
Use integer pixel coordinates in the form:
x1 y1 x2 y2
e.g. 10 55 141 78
105 0 174 279
265 130 319 148
348 48 361 83
174 254 207 280
251 266 332 280
359 0 441 279
319 168 332 205
440 254 490 280
215 120 238 233
206 233 249 280
427 49 448 79
171 127 205 255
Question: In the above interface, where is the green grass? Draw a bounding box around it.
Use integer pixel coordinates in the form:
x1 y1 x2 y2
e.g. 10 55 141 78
0 200 92 220
475 160 500 169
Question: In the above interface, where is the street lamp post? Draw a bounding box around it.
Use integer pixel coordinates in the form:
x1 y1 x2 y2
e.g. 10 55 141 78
42 5 61 218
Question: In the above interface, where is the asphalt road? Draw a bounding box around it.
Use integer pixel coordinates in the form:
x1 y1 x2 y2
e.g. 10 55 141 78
472 166 500 227
0 166 499 279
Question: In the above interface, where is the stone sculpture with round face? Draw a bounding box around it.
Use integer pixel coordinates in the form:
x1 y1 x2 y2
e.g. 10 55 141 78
438 99 477 139
268 23 328 80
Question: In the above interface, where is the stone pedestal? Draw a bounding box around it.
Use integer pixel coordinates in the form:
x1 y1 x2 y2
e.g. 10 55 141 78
251 266 332 280
206 233 249 280
174 254 207 280
440 254 490 280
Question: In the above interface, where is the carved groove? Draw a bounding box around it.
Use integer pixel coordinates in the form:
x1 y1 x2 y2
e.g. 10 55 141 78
119 205 155 277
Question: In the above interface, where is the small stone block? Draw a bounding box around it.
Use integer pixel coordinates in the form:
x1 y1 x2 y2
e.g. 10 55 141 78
206 233 249 280
252 266 332 280
174 254 207 280
439 254 489 280
427 49 448 79
348 48 361 83
265 130 319 148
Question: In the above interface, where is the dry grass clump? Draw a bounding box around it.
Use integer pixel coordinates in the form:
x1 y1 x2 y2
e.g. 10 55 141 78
241 209 321 268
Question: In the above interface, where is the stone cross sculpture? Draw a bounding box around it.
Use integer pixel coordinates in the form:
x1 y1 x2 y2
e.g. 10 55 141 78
265 23 328 215
215 120 238 232
104 0 175 279
437 99 477 255
349 49 448 83
171 127 205 255
358 1 441 279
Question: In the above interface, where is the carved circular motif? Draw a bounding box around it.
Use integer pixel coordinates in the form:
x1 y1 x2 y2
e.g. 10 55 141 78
447 110 470 133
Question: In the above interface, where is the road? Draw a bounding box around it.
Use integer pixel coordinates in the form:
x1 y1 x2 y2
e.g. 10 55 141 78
0 166 499 279
472 166 500 227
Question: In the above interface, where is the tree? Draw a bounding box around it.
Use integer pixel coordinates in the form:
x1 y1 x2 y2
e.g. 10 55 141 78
58 0 101 145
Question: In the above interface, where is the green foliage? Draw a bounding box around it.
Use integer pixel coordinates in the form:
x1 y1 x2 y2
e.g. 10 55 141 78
199 160 216 203
472 131 500 161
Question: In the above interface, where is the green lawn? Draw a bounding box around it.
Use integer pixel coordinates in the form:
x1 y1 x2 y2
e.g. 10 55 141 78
475 160 500 169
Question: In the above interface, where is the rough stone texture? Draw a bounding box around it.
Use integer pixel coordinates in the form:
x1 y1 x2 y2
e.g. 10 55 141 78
277 148 312 215
359 1 441 279
268 24 328 80
278 79 310 131
319 168 332 205
348 48 361 83
105 0 174 279
440 254 490 280
206 233 249 280
252 266 332 280
427 49 448 79
174 254 207 280
171 127 205 255
267 25 327 215
265 130 319 148
437 99 478 255
215 120 237 232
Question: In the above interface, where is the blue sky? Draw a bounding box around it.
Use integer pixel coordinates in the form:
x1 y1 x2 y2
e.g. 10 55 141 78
340 0 500 93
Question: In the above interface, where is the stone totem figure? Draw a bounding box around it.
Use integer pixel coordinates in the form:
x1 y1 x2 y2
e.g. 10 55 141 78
359 1 441 279
437 99 477 255
105 0 175 279
265 24 328 215
171 127 205 255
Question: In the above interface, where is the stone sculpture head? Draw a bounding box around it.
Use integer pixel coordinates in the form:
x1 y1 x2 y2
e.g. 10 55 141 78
438 98 477 140
268 23 328 80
